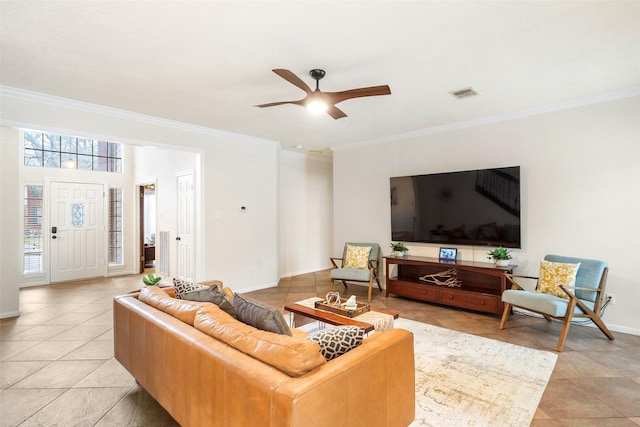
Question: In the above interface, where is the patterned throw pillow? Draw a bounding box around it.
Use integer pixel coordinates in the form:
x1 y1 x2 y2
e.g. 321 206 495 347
536 260 581 299
233 293 292 336
307 326 365 361
343 245 371 270
182 285 236 318
173 278 205 299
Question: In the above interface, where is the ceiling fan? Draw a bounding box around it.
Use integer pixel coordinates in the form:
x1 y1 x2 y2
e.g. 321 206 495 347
255 69 391 119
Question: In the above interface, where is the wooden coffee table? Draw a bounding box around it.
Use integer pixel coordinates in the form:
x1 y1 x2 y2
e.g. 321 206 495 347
284 300 398 334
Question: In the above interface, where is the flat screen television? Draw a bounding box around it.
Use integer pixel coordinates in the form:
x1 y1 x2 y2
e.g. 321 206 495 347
390 166 521 248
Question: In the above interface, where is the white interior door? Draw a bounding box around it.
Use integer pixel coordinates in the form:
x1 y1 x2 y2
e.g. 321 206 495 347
50 181 105 282
176 172 194 282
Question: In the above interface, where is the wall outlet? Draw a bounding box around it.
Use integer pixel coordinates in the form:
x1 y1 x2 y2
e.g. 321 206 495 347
608 293 616 305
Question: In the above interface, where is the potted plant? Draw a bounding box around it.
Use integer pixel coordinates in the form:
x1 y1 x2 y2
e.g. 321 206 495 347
142 273 162 286
486 247 512 267
390 242 409 257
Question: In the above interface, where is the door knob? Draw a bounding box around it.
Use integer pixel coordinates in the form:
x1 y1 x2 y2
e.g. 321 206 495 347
52 235 57 239
176 237 181 241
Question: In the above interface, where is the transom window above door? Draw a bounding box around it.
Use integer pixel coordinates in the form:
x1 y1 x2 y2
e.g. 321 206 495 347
23 130 122 173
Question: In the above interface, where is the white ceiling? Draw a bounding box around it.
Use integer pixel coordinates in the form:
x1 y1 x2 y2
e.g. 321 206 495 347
2 1 639 156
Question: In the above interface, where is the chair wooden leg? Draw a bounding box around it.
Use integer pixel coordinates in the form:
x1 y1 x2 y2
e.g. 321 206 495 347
575 300 615 341
590 315 615 341
499 303 511 329
374 273 382 291
557 298 578 351
328 279 334 292
341 280 348 289
557 319 572 351
367 276 373 303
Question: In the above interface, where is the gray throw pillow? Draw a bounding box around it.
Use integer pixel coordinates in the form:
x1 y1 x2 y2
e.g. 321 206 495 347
233 293 292 336
182 285 236 318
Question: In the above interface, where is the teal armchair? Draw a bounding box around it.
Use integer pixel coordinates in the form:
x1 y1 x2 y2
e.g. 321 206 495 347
329 242 382 302
499 254 614 351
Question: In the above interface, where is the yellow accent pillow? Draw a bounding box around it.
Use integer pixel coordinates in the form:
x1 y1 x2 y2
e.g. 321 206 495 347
536 260 580 299
343 245 372 270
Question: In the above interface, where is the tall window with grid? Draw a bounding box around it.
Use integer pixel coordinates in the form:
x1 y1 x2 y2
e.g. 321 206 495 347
24 185 44 274
109 188 123 265
24 131 122 172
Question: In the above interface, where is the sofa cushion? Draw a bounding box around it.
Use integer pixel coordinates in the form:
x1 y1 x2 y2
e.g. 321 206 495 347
194 305 326 377
307 326 365 361
233 293 292 336
502 289 595 317
173 278 206 299
182 285 236 318
138 286 209 325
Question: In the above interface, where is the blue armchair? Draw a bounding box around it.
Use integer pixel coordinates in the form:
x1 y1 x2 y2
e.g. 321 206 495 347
499 254 614 351
329 242 382 302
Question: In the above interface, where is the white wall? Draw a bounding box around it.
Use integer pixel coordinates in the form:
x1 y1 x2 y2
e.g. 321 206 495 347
0 89 280 314
133 145 199 279
279 151 333 277
333 95 640 335
0 128 21 318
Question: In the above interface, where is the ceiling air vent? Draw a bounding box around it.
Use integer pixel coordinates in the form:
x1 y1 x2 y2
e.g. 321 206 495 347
449 87 480 99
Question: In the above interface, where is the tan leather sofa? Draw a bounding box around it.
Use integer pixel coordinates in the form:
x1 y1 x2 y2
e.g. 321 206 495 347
114 286 415 427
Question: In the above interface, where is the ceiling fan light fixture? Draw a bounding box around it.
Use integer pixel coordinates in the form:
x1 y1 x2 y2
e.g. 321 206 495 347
306 100 328 114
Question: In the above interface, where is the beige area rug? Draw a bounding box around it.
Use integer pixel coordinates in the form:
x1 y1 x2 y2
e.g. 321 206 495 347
394 318 557 427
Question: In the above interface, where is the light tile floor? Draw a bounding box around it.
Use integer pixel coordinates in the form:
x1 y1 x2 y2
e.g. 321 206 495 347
1 271 639 426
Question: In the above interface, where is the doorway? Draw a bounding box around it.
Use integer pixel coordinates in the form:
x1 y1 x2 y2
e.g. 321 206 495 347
49 181 106 282
139 183 156 274
176 172 194 282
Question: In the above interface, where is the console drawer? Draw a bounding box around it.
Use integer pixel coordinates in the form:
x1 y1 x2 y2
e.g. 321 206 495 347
440 289 498 313
388 281 437 302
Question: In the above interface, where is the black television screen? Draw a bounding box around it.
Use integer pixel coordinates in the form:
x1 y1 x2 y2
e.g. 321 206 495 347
390 166 521 248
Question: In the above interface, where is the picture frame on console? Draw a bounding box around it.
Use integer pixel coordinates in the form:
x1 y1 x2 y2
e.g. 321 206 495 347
439 247 457 261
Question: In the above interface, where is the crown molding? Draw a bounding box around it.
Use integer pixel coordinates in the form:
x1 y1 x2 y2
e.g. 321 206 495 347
332 86 640 152
0 86 279 146
4 85 637 154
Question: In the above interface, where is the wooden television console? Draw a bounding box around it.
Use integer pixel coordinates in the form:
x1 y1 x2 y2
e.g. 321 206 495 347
384 255 516 315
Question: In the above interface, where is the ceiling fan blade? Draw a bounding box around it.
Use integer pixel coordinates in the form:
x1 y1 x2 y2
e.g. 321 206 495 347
326 85 391 105
272 69 312 94
255 100 305 108
326 105 347 120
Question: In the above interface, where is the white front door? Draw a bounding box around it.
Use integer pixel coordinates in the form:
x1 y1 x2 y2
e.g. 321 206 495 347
176 172 194 282
50 181 106 282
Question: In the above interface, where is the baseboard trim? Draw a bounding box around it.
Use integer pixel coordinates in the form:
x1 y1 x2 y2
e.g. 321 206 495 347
608 323 640 337
280 266 332 279
19 281 48 288
0 310 21 319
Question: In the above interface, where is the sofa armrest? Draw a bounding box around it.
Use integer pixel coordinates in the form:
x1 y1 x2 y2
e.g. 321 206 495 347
270 328 415 427
200 279 223 288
